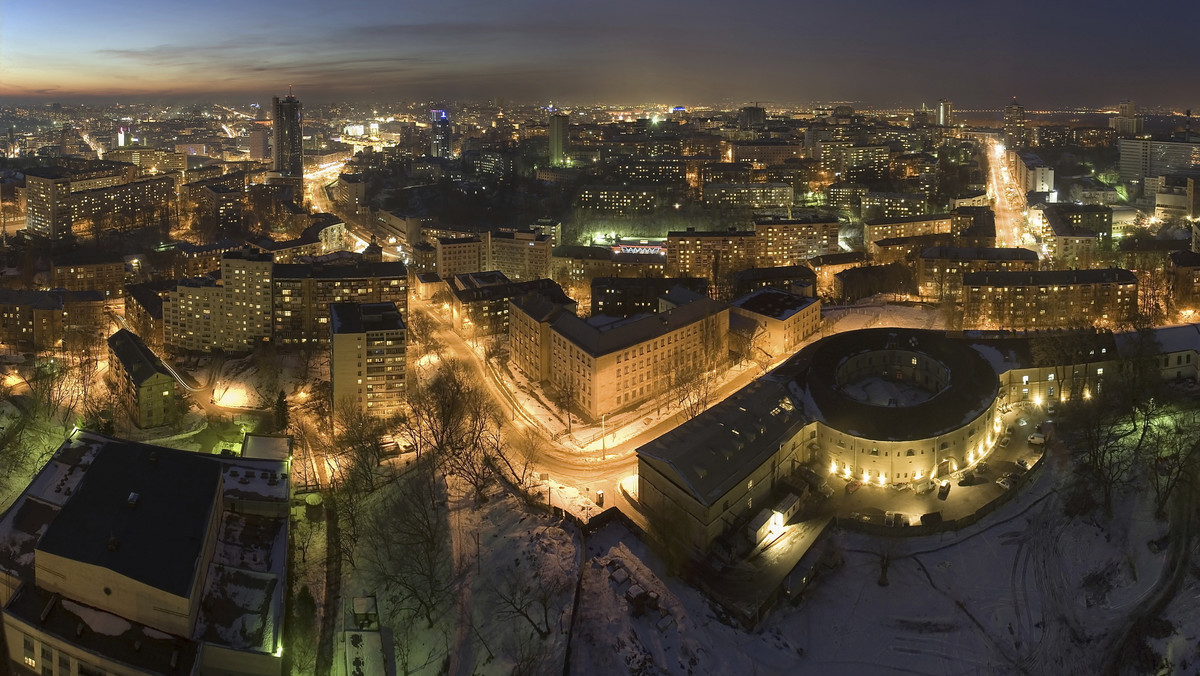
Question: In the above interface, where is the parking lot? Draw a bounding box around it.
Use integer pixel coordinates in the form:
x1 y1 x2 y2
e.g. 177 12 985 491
821 406 1051 527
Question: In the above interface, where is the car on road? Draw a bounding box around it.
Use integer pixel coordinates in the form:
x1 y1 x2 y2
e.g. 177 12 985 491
937 481 951 500
1028 433 1046 445
996 477 1015 491
998 437 1011 449
1017 417 1029 427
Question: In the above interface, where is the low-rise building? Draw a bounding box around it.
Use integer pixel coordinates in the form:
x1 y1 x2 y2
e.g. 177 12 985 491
449 272 572 337
917 247 1040 301
485 229 553 281
863 213 953 254
962 268 1138 330
0 430 289 675
1168 250 1200 311
0 289 105 352
732 265 817 298
591 277 708 317
106 329 178 428
729 288 821 359
509 289 728 421
330 302 406 418
435 236 484 278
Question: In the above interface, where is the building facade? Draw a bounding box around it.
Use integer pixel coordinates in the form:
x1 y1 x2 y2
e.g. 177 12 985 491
329 302 406 418
962 268 1138 330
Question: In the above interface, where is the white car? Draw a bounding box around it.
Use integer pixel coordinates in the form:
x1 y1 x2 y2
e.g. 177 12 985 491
996 477 1015 491
998 437 1011 448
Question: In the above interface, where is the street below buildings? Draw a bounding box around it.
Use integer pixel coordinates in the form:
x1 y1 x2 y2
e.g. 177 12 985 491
986 137 1031 249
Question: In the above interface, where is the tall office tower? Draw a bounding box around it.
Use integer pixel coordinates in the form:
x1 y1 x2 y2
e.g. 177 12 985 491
549 113 569 166
937 99 954 127
1110 99 1144 138
430 109 451 158
272 93 303 179
248 126 270 162
1003 97 1028 149
739 105 767 130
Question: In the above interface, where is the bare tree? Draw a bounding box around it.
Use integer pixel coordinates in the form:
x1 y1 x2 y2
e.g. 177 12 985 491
488 530 572 639
401 360 497 502
1143 413 1200 519
359 466 453 630
668 314 729 421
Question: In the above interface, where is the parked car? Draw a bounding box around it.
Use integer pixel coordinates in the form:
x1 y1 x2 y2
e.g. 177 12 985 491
1028 433 1046 445
1005 425 1014 436
957 471 977 486
1016 458 1029 471
1017 417 1029 427
846 480 862 494
848 512 871 523
998 437 1011 449
996 477 1015 490
937 481 951 500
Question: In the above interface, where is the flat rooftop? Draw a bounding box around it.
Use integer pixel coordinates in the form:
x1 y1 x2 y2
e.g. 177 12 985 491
36 436 222 598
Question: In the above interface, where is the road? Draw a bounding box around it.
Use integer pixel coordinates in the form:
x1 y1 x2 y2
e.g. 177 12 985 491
417 296 787 527
986 137 1030 249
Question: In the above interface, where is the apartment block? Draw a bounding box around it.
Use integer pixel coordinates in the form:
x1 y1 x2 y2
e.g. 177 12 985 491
752 215 841 266
485 230 553 281
272 261 408 345
916 247 1040 301
106 329 178 428
509 290 729 421
863 213 953 253
962 268 1137 330
330 302 406 418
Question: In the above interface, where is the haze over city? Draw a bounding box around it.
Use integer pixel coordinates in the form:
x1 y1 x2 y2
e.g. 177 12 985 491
2 0 1199 106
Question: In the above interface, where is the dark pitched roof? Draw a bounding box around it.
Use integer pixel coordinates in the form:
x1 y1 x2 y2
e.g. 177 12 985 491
107 329 172 387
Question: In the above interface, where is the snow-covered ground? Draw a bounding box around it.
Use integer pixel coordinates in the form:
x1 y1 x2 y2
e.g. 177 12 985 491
568 457 1173 675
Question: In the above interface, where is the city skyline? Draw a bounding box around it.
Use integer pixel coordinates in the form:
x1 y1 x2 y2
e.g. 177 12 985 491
1 0 1198 107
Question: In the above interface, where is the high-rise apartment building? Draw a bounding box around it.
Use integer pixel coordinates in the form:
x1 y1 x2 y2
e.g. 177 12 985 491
272 93 303 181
937 99 954 127
330 302 406 418
1003 97 1028 149
1110 99 1144 138
549 113 569 167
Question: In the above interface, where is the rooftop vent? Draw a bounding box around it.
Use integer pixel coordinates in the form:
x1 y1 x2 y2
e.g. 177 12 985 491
127 492 139 507
148 451 158 463
107 537 120 552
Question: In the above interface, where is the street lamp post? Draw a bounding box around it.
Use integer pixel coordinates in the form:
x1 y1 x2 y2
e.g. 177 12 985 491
601 413 607 458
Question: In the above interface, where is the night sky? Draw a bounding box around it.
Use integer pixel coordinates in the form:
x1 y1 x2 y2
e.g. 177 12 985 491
1 0 1197 107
